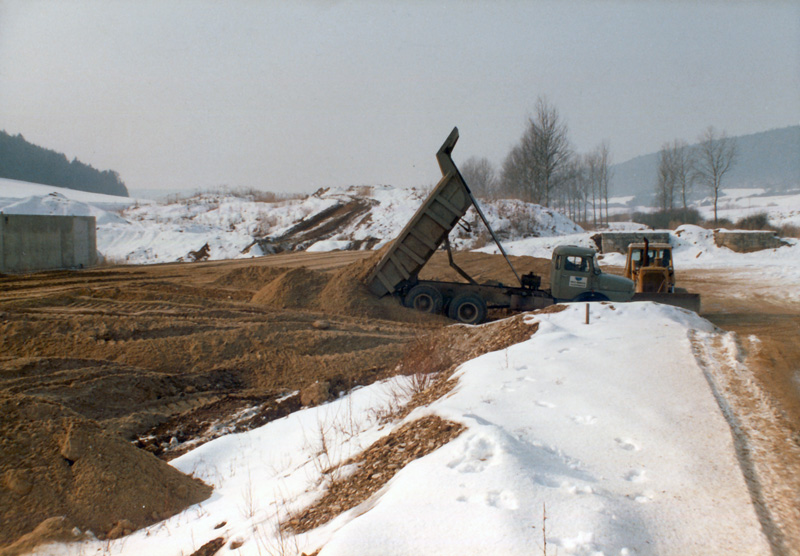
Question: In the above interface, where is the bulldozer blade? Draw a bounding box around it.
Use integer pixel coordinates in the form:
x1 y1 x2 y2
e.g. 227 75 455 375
631 292 701 313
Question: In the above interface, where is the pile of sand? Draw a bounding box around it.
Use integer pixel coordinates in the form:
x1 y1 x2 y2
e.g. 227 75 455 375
0 395 211 550
212 265 288 291
250 267 329 309
249 250 442 323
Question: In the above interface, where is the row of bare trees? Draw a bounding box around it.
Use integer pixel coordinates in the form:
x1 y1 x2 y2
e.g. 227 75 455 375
460 97 612 226
656 127 737 223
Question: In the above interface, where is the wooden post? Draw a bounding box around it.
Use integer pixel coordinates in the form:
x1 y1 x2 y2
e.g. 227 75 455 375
585 303 590 325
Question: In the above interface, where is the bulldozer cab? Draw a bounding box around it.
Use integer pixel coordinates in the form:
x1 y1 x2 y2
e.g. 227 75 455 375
624 241 675 293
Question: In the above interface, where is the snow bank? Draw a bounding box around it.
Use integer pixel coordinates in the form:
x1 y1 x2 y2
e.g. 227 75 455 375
0 177 145 210
0 192 128 225
318 303 767 556
37 303 770 556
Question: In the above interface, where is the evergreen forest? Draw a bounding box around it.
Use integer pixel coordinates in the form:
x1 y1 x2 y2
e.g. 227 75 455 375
0 131 129 197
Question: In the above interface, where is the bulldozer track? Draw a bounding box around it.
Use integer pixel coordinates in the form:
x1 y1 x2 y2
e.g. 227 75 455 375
0 252 418 442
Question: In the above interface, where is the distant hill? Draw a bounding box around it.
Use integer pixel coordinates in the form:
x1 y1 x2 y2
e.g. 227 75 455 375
611 125 800 204
0 131 129 197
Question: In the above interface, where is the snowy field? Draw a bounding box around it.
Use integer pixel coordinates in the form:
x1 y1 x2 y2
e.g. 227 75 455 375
34 303 770 555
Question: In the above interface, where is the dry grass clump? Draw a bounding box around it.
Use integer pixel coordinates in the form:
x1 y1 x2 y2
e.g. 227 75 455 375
779 223 800 238
284 415 465 534
281 312 544 538
734 212 775 231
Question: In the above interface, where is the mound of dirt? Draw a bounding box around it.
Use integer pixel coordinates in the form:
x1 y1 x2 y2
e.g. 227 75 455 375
0 395 211 549
317 252 431 322
212 265 290 291
250 249 441 323
251 267 329 308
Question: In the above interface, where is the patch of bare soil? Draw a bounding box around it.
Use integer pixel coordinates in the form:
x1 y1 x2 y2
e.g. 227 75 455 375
0 395 211 549
285 415 466 534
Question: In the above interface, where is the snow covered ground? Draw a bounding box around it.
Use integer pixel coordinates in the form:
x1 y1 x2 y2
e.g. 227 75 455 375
0 177 145 211
697 188 800 228
35 303 771 556
607 187 800 229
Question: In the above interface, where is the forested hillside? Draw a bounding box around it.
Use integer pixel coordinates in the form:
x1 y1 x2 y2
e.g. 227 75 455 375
611 125 800 202
0 131 128 197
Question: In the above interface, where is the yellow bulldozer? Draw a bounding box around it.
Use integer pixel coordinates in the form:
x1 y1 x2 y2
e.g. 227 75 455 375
623 237 701 312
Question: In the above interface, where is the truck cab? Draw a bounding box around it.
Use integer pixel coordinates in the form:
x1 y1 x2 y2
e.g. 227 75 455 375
550 245 634 302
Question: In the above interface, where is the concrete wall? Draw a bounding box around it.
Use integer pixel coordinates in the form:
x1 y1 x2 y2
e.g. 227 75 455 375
598 231 672 254
713 230 789 253
0 214 97 274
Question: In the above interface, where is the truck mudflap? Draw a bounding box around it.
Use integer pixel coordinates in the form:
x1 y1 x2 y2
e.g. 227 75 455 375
631 292 701 313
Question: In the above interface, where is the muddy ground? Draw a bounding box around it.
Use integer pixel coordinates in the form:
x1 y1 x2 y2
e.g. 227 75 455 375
1 250 799 551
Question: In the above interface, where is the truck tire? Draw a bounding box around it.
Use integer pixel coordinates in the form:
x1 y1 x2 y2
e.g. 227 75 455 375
448 293 487 325
573 292 609 302
404 284 444 314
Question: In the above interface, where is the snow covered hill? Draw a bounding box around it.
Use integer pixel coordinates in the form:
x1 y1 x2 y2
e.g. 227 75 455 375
0 181 583 264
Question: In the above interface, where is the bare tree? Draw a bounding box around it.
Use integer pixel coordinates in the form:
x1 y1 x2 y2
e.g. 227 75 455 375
596 142 612 225
499 143 533 201
460 156 498 199
530 97 572 207
693 126 737 224
670 140 694 210
584 150 602 226
655 143 676 211
656 139 696 212
559 158 586 223
499 97 572 206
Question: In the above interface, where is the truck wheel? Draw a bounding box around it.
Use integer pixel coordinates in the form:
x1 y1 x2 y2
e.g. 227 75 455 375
574 292 609 302
448 293 487 325
404 285 444 314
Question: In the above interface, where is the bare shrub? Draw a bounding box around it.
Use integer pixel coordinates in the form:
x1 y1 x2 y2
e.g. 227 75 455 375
735 212 775 231
631 208 703 229
779 224 800 238
235 188 307 203
353 185 374 198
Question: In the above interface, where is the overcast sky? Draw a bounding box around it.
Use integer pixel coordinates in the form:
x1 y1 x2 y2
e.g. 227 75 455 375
1 1 798 195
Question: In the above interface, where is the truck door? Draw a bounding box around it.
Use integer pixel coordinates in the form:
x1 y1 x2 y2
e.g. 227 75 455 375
554 254 592 300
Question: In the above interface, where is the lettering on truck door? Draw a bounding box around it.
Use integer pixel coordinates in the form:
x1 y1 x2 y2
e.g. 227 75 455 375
569 275 588 288
561 255 590 298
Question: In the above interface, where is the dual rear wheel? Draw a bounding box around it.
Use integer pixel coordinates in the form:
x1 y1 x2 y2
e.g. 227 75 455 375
404 285 487 325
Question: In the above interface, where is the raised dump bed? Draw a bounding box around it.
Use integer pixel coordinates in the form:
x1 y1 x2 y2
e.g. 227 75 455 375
366 128 473 297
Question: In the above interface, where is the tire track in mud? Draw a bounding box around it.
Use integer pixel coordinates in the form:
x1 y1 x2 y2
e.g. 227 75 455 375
0 254 423 443
691 330 800 555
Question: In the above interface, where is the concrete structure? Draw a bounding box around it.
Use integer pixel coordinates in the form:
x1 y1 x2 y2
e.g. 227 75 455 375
598 231 671 254
0 214 97 274
713 230 789 253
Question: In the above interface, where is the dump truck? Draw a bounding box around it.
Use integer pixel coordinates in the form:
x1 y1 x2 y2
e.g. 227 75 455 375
364 127 636 324
625 238 701 312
